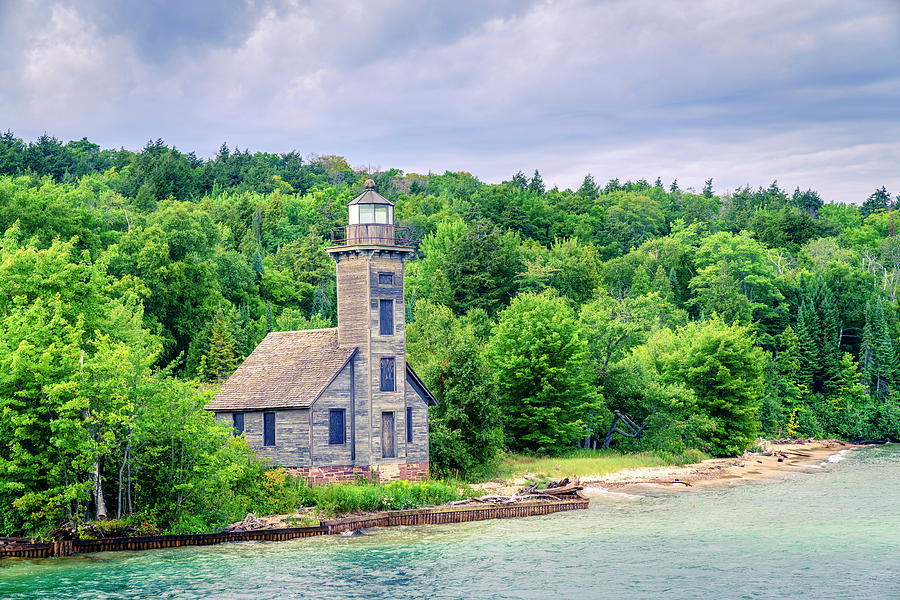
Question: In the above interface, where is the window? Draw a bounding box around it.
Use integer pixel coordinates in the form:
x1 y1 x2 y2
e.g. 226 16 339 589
329 409 346 445
378 272 394 285
359 204 375 223
379 299 394 335
232 413 244 436
406 407 413 443
382 412 396 458
380 357 395 392
349 204 360 225
263 412 276 446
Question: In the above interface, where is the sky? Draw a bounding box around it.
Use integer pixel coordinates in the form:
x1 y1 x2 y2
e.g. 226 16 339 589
1 0 899 203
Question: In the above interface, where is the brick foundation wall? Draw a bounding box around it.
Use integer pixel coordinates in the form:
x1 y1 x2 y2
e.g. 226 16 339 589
287 462 430 485
398 461 429 482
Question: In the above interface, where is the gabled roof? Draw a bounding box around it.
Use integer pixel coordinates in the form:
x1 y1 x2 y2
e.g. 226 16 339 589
205 328 356 412
407 364 438 406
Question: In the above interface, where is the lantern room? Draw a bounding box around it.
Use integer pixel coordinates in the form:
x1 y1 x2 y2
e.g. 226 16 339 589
345 179 396 245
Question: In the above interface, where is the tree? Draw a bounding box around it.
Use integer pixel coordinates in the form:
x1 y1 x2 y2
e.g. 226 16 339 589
580 288 687 375
790 188 823 217
410 220 522 315
517 238 602 304
861 300 897 399
528 170 545 195
687 231 786 341
0 230 158 531
603 192 666 251
199 308 239 382
577 174 599 201
629 318 766 456
861 186 891 217
487 291 605 452
510 171 528 189
407 302 503 478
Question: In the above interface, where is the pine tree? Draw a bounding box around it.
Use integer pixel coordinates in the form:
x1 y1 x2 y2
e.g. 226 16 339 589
795 303 819 392
577 174 599 200
703 178 714 198
630 267 652 296
510 171 528 189
201 309 239 382
814 282 841 394
861 186 891 217
775 326 805 434
528 169 545 195
861 300 898 399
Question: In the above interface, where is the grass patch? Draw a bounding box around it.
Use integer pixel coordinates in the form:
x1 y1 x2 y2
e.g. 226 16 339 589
490 448 708 481
309 479 475 517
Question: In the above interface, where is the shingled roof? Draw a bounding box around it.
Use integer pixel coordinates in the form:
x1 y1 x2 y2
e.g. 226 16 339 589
205 328 356 411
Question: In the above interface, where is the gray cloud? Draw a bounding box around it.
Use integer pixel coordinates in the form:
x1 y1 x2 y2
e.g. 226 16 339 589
1 0 898 202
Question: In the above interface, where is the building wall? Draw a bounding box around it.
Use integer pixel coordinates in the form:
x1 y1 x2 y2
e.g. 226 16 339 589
214 409 310 467
310 360 367 466
405 385 431 464
366 251 410 466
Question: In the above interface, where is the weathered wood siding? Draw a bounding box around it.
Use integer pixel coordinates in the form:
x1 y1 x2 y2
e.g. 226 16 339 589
215 410 310 467
405 385 430 463
367 252 409 467
310 361 365 466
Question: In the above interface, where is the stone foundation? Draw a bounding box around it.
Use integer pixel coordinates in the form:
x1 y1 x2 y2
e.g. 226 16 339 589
288 462 430 485
398 461 429 481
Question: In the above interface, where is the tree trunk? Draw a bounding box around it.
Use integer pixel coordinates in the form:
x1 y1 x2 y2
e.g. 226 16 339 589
93 461 108 521
117 440 130 519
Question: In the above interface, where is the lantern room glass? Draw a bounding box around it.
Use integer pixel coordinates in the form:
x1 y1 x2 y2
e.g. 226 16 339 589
349 204 392 225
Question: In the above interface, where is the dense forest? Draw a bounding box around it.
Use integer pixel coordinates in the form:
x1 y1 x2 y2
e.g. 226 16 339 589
1 131 898 536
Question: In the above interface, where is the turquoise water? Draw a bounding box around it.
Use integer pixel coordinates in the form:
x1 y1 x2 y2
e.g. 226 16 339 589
2 445 899 599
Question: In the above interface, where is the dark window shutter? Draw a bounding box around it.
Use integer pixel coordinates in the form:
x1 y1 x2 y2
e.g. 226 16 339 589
263 412 276 446
232 413 244 436
380 357 395 392
406 407 413 443
329 409 345 445
379 272 394 285
379 299 394 335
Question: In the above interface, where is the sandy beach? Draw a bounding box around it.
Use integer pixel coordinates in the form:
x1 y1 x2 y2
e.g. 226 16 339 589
470 440 859 498
581 440 857 494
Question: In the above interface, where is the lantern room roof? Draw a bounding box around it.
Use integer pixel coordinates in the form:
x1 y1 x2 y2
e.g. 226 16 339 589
348 180 394 206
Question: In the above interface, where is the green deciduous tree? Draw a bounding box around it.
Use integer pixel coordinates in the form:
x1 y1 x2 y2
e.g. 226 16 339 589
487 291 605 452
629 318 766 456
407 301 503 478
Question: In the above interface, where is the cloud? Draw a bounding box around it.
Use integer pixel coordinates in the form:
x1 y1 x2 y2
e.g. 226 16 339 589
1 0 898 202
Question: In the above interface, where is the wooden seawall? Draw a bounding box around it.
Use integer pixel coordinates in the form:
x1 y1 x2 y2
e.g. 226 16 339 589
0 498 588 559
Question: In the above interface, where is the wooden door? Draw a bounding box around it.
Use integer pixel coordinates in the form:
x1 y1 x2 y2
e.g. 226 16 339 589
381 412 395 458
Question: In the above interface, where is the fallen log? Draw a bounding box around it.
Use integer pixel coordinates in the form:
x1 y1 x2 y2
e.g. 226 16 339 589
620 480 693 487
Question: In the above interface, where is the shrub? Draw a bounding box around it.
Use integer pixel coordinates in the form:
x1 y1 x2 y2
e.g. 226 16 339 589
310 480 468 516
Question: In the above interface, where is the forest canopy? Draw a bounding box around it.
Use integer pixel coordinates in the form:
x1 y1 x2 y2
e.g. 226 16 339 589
1 130 898 535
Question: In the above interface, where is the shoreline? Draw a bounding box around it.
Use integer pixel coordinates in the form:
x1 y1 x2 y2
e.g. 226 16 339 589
580 440 856 495
474 440 858 497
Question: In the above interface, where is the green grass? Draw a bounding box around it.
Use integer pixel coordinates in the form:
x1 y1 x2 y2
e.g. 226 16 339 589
490 448 708 481
309 479 475 517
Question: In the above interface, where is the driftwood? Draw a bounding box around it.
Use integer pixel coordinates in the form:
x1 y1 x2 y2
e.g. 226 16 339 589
451 478 586 506
602 411 647 449
623 480 693 487
224 513 269 532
